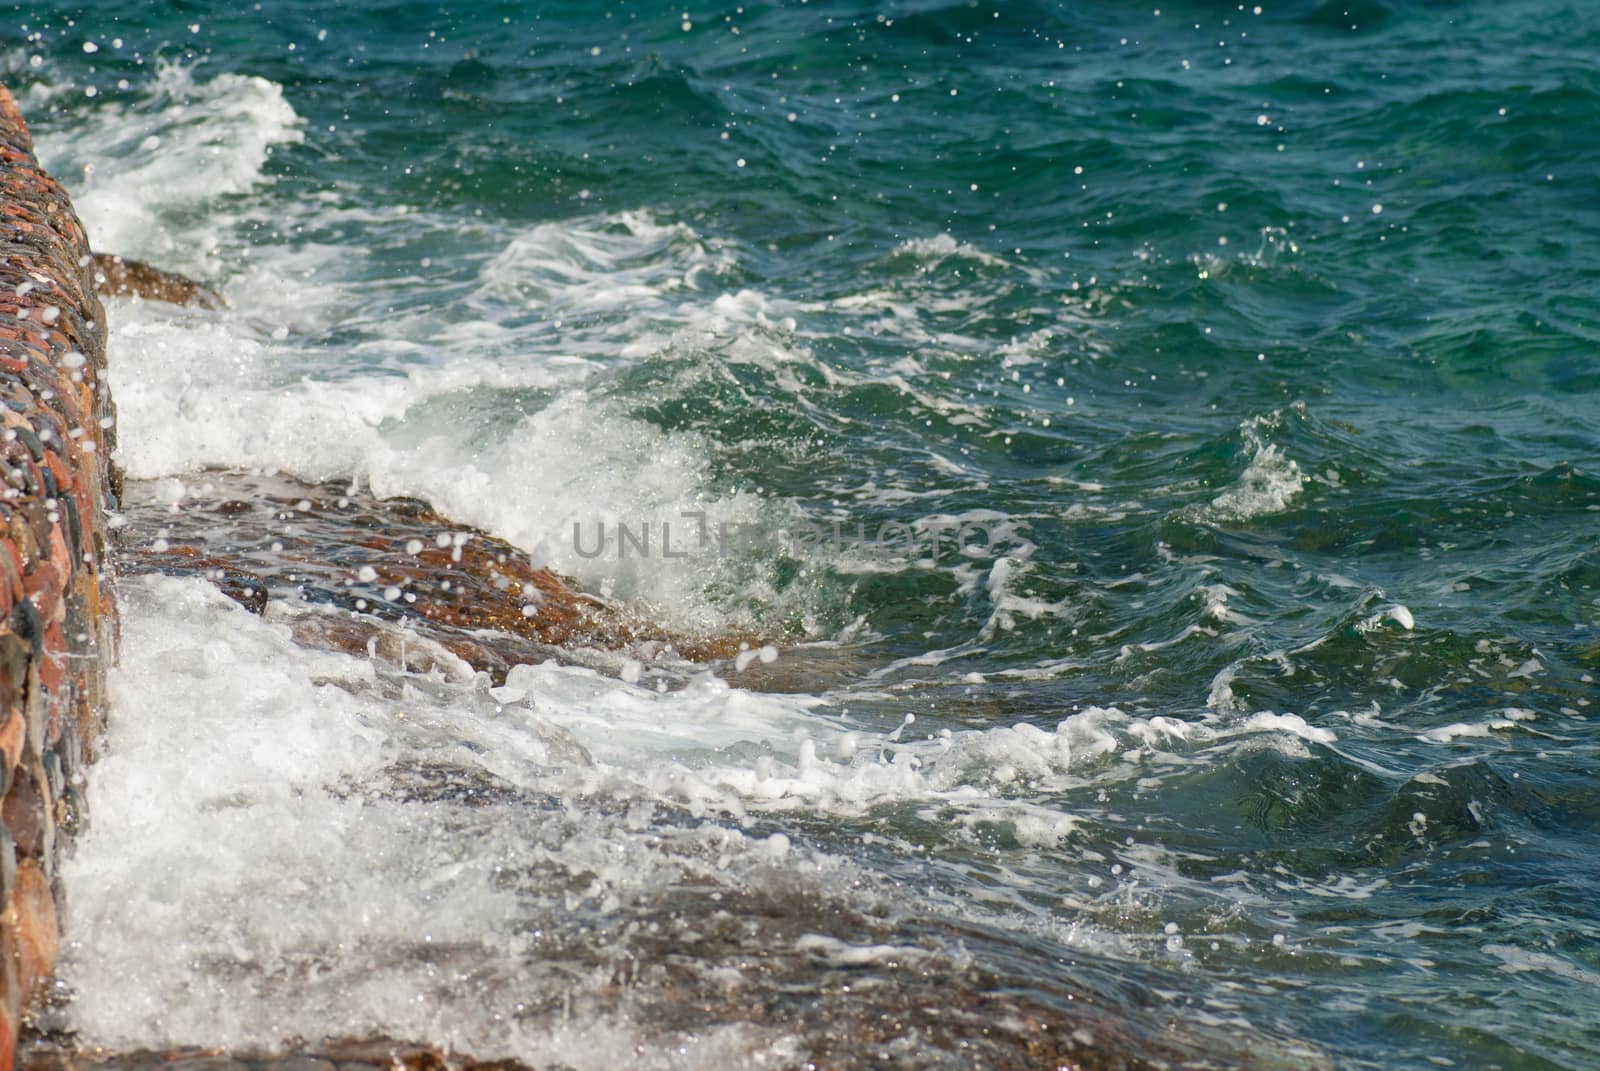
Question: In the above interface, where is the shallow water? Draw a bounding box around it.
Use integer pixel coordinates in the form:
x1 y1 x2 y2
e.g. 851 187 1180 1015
8 2 1600 1068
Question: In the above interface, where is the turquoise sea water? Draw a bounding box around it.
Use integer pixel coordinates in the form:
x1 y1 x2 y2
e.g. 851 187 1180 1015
8 2 1600 1068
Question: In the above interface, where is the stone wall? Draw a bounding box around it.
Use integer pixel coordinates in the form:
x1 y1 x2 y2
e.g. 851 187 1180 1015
0 86 118 1071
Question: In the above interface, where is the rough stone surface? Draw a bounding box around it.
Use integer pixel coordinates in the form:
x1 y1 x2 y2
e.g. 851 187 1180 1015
0 84 117 1071
114 471 752 679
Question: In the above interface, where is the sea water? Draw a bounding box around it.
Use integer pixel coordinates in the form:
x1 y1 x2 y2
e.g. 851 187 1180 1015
7 2 1600 1067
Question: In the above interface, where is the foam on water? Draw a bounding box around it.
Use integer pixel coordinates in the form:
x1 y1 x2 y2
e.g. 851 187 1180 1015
41 68 804 626
107 305 764 619
38 66 1050 641
889 233 1014 271
60 576 815 1064
59 575 1348 1057
476 211 744 331
35 62 303 270
1417 707 1536 744
1206 412 1305 522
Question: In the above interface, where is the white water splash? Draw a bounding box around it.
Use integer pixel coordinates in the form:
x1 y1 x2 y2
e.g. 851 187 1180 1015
1207 413 1305 520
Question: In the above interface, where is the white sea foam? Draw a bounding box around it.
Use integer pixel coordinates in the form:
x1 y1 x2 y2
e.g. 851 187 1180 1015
35 62 304 269
1206 413 1305 521
58 576 1339 1056
1354 603 1416 633
43 68 798 625
1481 944 1600 985
107 296 779 620
890 233 1015 270
1418 708 1535 744
478 210 732 311
60 576 818 1063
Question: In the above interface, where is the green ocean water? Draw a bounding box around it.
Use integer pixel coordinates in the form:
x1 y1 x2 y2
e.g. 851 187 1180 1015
8 1 1600 1068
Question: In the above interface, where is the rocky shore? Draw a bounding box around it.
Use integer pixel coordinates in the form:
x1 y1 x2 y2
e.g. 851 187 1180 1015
0 84 1324 1071
0 84 118 1071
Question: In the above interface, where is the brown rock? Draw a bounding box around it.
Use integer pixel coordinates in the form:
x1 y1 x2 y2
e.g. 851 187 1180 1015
0 767 48 862
115 471 758 681
3 860 57 1000
0 1003 13 1071
0 713 21 786
89 255 223 311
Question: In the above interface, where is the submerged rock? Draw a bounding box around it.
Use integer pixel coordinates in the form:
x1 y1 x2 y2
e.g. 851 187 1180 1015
88 255 224 310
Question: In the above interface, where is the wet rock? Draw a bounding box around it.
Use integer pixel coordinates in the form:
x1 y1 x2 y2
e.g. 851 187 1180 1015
115 471 754 681
0 82 118 1065
0 765 50 863
125 547 267 616
88 255 223 310
150 1057 243 1071
262 1059 333 1071
17 1043 539 1071
3 861 56 1004
286 615 472 680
